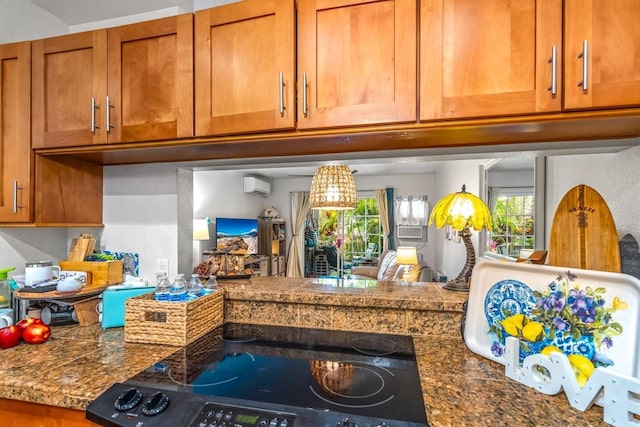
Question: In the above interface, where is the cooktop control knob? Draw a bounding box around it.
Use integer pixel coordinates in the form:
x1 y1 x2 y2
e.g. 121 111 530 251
337 418 359 427
114 388 143 411
140 391 170 416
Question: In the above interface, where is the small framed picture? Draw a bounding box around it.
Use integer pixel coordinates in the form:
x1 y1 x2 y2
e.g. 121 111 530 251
444 225 461 243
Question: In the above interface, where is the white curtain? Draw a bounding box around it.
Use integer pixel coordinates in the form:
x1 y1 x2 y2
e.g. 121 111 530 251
374 189 390 251
487 186 500 212
394 195 428 226
286 191 310 278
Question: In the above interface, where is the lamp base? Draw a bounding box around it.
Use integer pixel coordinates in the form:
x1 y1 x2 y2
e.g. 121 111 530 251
443 277 470 292
442 227 475 292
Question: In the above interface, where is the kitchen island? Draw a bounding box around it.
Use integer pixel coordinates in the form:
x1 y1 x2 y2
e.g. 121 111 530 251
0 278 607 426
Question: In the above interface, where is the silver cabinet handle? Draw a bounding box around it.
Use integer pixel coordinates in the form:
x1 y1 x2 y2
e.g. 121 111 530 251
547 45 557 95
302 72 308 117
106 96 115 133
279 72 285 116
12 181 23 213
577 39 588 91
91 97 100 133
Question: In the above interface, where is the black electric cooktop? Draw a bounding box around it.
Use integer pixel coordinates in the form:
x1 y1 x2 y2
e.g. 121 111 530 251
87 323 429 427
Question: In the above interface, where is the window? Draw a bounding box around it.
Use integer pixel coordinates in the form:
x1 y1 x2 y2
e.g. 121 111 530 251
343 198 382 262
316 197 382 263
487 193 535 257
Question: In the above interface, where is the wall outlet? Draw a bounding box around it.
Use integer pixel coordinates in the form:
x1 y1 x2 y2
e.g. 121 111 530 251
156 258 169 277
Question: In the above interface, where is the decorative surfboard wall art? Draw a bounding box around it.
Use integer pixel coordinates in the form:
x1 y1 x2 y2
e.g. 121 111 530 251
548 184 621 273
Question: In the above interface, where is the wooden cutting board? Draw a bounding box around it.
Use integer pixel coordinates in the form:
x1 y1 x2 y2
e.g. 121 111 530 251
68 233 96 262
548 184 620 273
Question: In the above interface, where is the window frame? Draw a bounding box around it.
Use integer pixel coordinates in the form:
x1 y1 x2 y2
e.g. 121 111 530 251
315 196 383 263
487 191 535 257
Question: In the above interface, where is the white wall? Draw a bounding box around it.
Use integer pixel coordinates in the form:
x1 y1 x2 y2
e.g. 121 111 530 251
0 228 69 275
488 169 534 189
100 163 181 281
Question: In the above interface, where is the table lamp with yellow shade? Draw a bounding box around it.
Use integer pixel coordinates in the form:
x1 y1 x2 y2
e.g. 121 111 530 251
396 246 419 283
428 185 492 291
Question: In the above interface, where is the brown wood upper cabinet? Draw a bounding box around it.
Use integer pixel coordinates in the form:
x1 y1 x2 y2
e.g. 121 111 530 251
564 0 640 110
297 0 417 129
195 0 416 136
32 14 193 149
0 42 31 223
0 42 102 226
420 0 562 120
195 0 295 136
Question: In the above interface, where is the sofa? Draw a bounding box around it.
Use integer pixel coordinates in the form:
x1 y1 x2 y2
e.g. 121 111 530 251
349 250 432 282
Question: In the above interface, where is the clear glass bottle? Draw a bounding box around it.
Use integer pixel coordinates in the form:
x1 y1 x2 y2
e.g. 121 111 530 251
0 267 15 309
186 274 204 298
204 275 218 291
154 274 172 301
169 274 187 301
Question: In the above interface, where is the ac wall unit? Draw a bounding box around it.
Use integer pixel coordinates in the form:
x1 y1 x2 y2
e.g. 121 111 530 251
243 176 271 197
397 225 426 240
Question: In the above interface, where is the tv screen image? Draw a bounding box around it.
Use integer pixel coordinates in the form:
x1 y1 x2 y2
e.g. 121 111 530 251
216 218 258 254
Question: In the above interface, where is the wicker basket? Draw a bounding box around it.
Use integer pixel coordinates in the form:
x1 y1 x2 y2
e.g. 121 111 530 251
124 290 223 346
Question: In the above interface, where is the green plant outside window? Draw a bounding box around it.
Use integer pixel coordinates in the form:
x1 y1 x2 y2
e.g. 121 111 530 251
316 198 382 262
487 195 535 257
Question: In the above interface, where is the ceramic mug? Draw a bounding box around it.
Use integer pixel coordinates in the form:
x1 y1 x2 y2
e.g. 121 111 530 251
95 301 103 323
58 270 88 284
41 304 77 326
0 308 13 327
25 261 61 287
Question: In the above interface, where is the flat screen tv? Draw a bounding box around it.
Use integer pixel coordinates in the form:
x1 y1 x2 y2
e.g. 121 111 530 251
216 217 258 254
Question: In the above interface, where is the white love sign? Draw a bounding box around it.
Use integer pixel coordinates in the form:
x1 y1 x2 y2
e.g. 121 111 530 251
504 337 640 426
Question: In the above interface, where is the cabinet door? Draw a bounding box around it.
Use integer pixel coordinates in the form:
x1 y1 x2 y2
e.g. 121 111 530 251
564 0 640 109
108 14 194 143
32 31 108 148
195 0 295 136
0 42 31 222
421 0 562 120
297 0 417 129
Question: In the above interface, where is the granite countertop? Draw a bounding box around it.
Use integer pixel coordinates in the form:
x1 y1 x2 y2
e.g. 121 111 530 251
0 279 608 426
221 276 468 311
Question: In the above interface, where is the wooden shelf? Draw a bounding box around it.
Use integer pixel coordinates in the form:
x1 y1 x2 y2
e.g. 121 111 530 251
14 285 108 300
258 218 287 276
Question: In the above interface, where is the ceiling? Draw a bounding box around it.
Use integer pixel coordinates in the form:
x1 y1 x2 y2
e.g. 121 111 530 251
29 0 191 25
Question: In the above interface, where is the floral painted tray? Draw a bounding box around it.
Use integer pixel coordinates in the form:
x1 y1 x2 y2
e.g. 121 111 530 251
464 259 640 377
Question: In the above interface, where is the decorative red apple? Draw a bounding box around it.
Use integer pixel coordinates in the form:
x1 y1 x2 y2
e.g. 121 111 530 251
16 317 43 331
0 325 22 349
22 323 51 344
